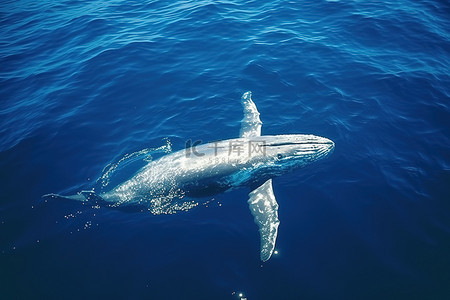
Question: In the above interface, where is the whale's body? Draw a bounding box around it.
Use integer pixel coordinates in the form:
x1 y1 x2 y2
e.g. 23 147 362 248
46 92 334 261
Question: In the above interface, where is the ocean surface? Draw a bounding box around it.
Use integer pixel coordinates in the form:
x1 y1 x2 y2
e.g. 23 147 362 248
1 0 449 299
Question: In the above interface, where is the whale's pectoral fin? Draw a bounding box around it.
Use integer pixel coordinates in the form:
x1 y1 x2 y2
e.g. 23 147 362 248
240 91 262 138
248 179 280 262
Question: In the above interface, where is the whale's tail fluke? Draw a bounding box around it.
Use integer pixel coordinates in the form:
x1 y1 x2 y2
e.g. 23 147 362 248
42 190 106 204
42 192 87 202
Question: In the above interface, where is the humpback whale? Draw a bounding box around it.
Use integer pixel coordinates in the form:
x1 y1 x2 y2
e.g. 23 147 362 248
45 92 334 261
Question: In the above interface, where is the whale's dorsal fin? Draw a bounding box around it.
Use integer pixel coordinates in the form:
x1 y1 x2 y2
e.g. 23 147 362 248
248 179 280 262
240 91 262 138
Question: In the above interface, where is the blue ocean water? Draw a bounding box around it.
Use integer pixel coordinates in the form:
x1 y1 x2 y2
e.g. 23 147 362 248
1 0 450 299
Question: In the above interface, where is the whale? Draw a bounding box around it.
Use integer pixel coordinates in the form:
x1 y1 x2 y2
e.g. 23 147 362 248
45 91 334 261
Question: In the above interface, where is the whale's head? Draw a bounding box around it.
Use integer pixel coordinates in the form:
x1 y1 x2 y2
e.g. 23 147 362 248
249 134 334 177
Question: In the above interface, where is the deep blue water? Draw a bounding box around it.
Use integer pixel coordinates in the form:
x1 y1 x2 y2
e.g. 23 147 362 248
1 0 450 299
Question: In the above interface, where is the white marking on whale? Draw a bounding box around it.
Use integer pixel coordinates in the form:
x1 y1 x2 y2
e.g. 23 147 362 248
45 91 334 261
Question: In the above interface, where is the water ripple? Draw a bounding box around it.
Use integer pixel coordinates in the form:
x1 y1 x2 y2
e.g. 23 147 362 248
1 0 450 298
